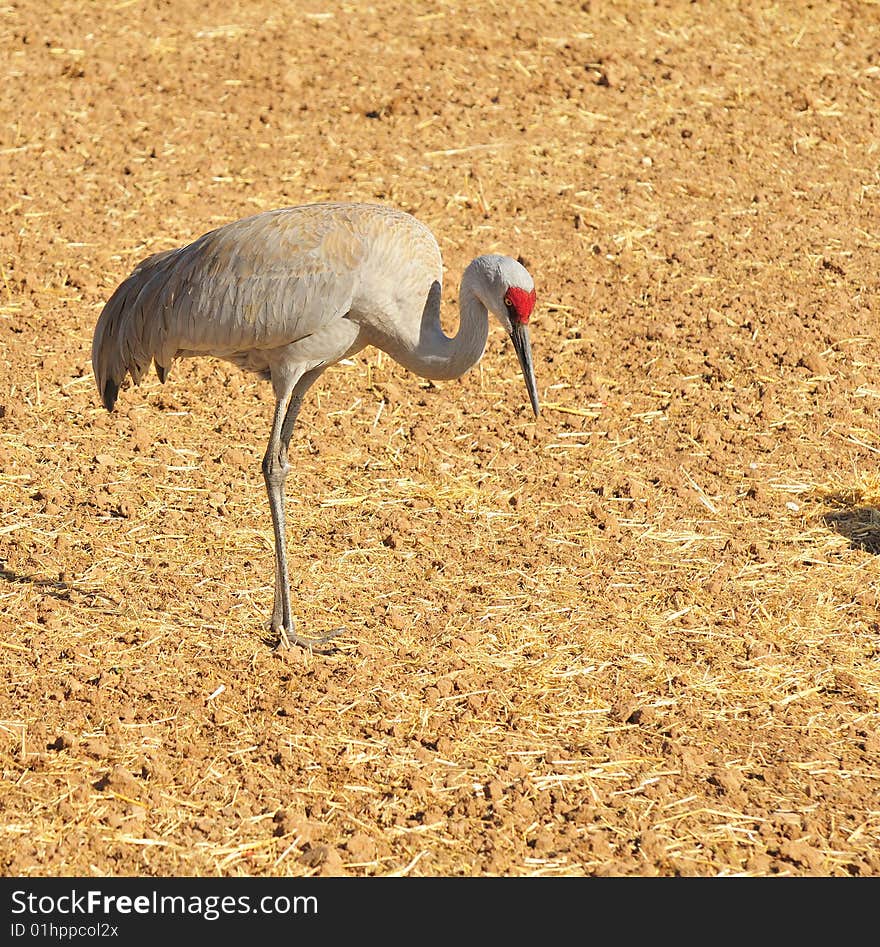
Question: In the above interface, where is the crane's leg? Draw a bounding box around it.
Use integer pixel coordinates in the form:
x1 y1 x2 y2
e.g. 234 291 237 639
263 370 343 653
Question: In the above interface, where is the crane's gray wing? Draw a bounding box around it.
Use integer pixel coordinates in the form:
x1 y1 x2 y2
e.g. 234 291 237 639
92 208 362 411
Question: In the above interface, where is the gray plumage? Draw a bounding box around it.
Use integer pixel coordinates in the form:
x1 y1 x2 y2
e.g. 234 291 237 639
92 202 539 652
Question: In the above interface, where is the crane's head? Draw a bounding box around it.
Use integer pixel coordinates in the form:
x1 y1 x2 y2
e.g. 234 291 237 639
471 255 539 417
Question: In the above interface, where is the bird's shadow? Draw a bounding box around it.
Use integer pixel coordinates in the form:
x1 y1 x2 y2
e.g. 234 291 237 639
0 566 116 606
821 504 880 554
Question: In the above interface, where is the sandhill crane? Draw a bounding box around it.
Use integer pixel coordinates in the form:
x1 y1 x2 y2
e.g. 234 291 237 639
92 202 539 652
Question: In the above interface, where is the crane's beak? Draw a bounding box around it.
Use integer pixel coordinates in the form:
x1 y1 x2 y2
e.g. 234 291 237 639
510 321 540 417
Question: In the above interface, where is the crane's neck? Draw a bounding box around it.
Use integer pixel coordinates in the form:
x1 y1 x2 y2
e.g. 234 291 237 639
404 262 491 382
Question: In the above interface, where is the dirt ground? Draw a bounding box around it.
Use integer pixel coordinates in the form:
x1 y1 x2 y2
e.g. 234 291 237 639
1 0 879 878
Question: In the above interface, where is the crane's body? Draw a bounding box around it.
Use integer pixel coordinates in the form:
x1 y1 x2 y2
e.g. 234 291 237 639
93 202 538 651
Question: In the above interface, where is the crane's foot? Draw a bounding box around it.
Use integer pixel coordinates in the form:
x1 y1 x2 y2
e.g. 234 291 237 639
272 622 345 655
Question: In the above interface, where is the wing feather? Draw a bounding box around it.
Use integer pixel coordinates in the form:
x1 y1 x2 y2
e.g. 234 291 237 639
93 206 372 408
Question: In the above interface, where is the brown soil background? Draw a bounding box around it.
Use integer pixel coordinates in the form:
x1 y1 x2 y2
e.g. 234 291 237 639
1 0 879 878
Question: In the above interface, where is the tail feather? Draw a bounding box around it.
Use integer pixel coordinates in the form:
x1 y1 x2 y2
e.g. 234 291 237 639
102 378 119 412
91 248 179 412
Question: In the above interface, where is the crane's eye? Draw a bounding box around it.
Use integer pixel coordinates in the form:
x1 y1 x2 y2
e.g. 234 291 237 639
504 295 513 308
